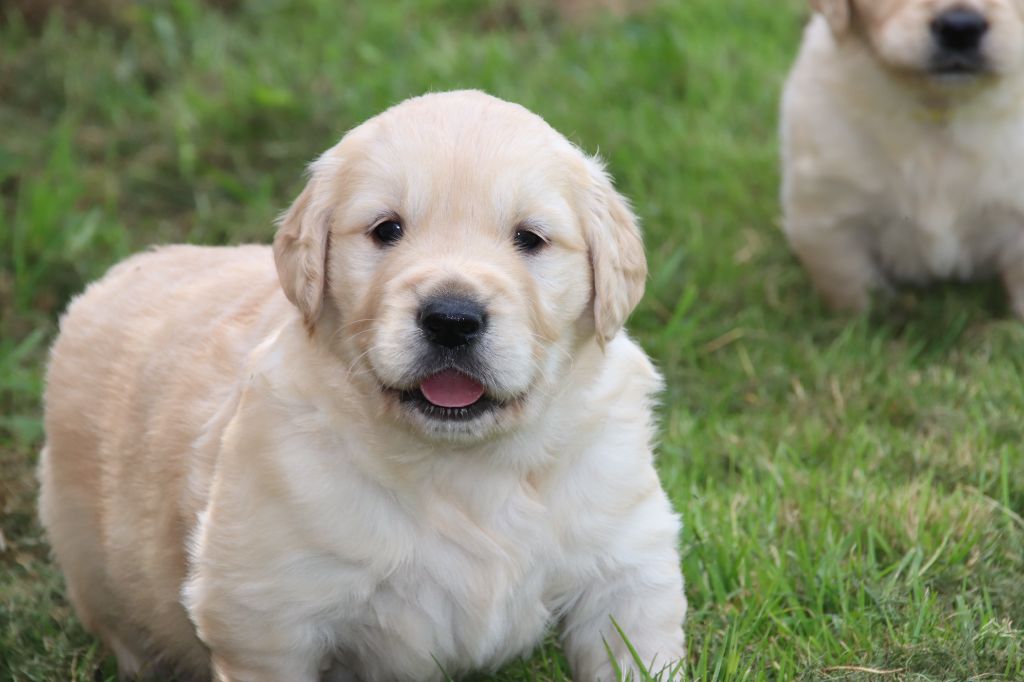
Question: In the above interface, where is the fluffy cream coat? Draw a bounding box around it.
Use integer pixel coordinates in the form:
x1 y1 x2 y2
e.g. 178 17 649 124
781 0 1024 317
38 91 686 681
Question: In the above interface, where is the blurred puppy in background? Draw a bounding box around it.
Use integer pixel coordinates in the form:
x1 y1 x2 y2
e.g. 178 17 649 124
38 90 686 681
781 0 1024 317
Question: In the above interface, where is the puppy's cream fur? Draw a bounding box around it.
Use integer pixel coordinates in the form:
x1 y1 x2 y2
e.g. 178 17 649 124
782 0 1024 316
38 91 686 681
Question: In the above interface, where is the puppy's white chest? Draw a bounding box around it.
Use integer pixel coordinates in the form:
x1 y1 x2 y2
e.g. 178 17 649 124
892 196 969 279
333 489 561 680
876 141 1021 280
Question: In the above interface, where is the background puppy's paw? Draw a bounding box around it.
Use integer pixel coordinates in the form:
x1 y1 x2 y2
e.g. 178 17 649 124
1002 265 1024 321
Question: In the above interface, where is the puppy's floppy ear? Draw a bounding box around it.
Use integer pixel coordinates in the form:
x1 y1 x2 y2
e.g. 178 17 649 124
811 0 851 34
273 171 333 328
579 154 647 346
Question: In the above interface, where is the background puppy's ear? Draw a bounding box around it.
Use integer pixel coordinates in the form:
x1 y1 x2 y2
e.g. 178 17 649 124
579 155 647 346
273 173 332 328
811 0 851 34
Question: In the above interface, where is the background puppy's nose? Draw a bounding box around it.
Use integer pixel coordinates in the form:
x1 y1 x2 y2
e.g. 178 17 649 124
931 8 989 52
419 297 487 348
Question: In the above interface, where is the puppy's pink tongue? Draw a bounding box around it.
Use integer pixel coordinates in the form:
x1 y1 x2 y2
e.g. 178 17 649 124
419 370 485 408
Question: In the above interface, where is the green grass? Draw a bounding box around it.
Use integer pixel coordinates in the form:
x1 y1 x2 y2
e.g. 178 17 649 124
1 1 1022 680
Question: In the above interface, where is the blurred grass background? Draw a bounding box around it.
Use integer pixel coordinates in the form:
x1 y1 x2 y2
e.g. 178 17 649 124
1 0 1022 680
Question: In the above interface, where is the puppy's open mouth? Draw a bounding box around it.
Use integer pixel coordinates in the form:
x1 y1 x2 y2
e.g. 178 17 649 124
395 369 500 421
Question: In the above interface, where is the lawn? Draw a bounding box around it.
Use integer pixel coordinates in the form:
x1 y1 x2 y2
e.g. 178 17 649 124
1 0 1022 680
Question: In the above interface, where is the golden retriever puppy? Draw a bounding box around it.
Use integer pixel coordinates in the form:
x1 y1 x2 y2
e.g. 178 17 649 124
38 90 686 681
781 0 1024 317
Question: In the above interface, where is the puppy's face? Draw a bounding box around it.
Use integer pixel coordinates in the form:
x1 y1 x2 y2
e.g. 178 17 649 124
273 91 646 442
816 0 1024 80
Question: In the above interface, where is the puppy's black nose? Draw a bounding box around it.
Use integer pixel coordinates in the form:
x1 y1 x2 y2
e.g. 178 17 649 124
419 297 486 349
931 8 989 53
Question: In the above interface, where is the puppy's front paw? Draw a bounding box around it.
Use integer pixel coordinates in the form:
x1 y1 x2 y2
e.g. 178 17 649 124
819 286 871 315
1001 263 1024 321
788 235 880 315
1009 294 1024 321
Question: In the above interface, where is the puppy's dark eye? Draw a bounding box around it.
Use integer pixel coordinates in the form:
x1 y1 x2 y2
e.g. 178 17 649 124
371 220 403 246
513 229 545 253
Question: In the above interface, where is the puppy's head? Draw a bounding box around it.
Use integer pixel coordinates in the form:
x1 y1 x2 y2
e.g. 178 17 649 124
273 91 645 442
814 0 1024 82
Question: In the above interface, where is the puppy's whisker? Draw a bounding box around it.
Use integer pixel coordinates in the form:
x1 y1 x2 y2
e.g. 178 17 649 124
337 317 377 331
524 332 576 375
331 327 376 346
328 320 372 340
345 347 377 378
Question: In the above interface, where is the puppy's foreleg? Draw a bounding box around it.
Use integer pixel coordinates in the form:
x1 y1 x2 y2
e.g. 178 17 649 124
209 653 321 682
786 220 880 313
185 550 326 682
560 500 686 681
1001 236 1024 320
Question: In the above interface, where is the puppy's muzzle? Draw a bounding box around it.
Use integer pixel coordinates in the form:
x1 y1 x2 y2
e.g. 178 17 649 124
418 296 487 349
930 8 989 73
